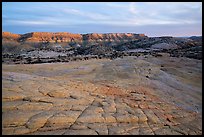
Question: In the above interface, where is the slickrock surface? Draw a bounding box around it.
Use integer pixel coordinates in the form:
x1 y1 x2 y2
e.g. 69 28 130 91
2 54 202 135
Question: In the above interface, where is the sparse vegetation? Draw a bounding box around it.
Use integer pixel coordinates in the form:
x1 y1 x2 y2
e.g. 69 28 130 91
2 32 202 64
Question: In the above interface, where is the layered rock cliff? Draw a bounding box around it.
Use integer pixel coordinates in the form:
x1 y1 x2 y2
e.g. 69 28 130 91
2 32 21 41
2 32 147 44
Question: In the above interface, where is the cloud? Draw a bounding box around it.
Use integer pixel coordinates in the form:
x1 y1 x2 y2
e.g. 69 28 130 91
105 3 127 8
3 16 72 26
62 8 110 20
129 2 137 14
3 2 201 27
2 2 202 36
8 20 56 25
125 2 202 26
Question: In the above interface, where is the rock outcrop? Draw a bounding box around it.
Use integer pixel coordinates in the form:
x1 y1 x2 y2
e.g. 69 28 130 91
2 32 21 41
2 55 202 135
19 32 82 43
2 32 147 43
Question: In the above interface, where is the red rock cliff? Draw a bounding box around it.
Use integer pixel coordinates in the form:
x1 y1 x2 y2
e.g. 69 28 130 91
2 32 147 43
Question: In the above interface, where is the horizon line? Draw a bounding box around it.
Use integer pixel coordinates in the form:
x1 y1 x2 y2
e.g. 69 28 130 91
2 31 202 38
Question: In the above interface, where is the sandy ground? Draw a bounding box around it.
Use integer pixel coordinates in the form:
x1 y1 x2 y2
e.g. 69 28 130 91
2 53 202 135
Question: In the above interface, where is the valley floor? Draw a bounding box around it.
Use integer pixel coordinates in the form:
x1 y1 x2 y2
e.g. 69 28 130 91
2 53 202 135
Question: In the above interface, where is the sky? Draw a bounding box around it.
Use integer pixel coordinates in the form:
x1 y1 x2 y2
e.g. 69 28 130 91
2 2 202 37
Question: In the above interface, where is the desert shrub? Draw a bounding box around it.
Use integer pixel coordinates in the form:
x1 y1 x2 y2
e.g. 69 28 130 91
20 43 34 51
2 41 21 53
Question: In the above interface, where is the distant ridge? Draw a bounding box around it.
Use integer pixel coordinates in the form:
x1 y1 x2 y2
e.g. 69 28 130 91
2 31 147 43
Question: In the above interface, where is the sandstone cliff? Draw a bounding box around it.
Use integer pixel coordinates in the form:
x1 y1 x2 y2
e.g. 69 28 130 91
2 32 147 44
2 32 21 41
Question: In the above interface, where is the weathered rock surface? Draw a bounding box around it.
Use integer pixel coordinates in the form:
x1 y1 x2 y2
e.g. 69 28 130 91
2 55 202 135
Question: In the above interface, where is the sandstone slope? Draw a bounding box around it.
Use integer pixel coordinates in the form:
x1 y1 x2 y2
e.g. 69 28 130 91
2 55 202 135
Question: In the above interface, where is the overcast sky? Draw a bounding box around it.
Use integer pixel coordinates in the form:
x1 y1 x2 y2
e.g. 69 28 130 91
2 2 202 37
